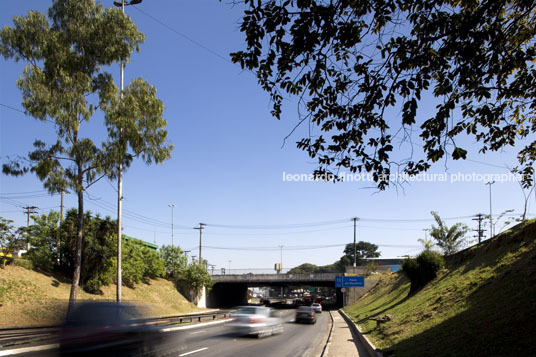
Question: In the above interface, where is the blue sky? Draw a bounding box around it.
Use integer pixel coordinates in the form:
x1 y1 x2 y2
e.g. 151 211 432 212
1 0 533 272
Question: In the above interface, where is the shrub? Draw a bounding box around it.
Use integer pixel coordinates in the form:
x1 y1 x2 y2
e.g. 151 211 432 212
144 248 165 279
13 258 33 270
84 278 104 294
402 250 444 294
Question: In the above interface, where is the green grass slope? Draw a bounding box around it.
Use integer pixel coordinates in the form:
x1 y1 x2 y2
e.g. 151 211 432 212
0 265 200 327
344 219 536 357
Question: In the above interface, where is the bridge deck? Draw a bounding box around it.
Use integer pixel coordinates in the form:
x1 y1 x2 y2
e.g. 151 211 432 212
212 273 339 283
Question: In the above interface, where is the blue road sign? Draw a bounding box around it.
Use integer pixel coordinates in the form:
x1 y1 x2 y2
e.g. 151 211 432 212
335 275 365 287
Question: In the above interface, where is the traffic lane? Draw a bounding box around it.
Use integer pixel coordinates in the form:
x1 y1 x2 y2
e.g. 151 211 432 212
175 309 330 357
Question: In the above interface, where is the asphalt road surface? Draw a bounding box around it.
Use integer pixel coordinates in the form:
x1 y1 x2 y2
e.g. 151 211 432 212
166 309 330 357
10 309 330 357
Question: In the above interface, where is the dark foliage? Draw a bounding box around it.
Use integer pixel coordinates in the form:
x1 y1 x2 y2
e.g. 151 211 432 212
402 250 444 294
231 0 536 189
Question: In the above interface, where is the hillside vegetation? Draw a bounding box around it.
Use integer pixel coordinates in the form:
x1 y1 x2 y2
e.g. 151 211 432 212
344 219 536 357
0 265 199 327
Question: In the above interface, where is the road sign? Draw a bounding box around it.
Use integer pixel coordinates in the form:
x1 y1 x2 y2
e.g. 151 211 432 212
335 275 365 287
341 288 346 292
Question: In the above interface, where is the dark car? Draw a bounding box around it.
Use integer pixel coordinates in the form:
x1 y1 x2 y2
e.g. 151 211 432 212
59 302 163 356
295 306 316 324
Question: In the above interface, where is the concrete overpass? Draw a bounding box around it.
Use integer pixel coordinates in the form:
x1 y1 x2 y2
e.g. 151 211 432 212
207 273 342 308
206 271 380 308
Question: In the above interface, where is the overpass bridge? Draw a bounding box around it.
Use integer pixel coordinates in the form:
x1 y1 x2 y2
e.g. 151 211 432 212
207 273 343 308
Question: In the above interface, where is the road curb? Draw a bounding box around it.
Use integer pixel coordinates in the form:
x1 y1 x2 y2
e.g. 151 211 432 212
319 311 335 357
339 309 383 357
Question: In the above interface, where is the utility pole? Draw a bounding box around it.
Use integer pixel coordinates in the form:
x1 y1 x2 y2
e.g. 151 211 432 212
485 181 495 238
184 250 191 264
228 260 232 274
168 204 175 246
280 245 284 272
208 264 215 275
113 0 143 304
60 190 67 223
195 223 205 265
353 217 358 267
23 206 38 250
423 228 429 240
472 213 485 244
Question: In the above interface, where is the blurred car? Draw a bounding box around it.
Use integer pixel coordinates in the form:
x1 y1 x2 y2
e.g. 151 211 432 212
59 302 164 356
295 306 316 324
311 303 322 313
228 306 284 338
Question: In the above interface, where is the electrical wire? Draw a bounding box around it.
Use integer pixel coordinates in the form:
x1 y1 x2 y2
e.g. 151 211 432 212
203 243 421 251
132 7 232 64
205 218 352 230
84 193 192 230
1 103 56 124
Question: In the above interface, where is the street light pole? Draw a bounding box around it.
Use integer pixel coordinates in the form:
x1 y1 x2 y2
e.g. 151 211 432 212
228 260 232 274
485 181 495 237
168 204 175 246
113 0 143 304
353 217 358 267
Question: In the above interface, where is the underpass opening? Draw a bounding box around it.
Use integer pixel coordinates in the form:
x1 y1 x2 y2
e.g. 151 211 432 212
207 276 343 309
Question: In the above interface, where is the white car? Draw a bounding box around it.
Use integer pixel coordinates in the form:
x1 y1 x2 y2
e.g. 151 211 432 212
311 303 322 313
229 306 284 338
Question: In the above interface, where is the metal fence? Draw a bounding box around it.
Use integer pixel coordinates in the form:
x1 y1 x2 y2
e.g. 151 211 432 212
209 268 293 275
0 310 232 350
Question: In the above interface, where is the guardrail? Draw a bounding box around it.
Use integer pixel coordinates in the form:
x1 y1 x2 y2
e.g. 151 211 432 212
0 310 232 350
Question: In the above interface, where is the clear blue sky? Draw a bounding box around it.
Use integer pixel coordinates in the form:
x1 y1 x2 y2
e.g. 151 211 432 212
1 0 533 272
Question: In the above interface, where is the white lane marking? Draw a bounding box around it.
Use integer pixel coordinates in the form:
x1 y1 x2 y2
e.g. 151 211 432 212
178 347 208 356
189 330 207 335
0 343 59 356
161 318 233 332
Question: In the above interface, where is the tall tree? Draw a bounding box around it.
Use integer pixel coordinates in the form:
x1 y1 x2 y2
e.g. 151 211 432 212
160 245 188 279
0 217 26 268
26 211 61 272
0 0 144 305
429 211 469 255
340 241 380 266
231 0 536 189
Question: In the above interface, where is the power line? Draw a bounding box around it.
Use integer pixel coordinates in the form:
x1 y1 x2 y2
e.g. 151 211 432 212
203 243 421 251
203 214 490 230
0 103 56 124
0 190 49 195
84 193 192 230
205 218 352 230
132 7 232 64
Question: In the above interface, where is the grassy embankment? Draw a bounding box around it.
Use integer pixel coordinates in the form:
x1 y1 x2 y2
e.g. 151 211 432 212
0 265 200 327
344 219 536 356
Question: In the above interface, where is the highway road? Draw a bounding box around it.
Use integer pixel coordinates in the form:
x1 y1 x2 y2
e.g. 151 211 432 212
170 309 330 357
10 309 330 357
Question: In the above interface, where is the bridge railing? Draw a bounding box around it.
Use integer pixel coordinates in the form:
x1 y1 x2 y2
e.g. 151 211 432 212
209 268 293 275
212 272 339 282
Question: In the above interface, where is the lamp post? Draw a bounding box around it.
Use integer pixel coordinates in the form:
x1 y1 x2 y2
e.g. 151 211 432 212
168 204 175 246
353 217 358 267
113 0 143 304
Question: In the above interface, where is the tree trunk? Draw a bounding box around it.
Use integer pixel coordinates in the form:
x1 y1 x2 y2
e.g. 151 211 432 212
69 171 84 309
